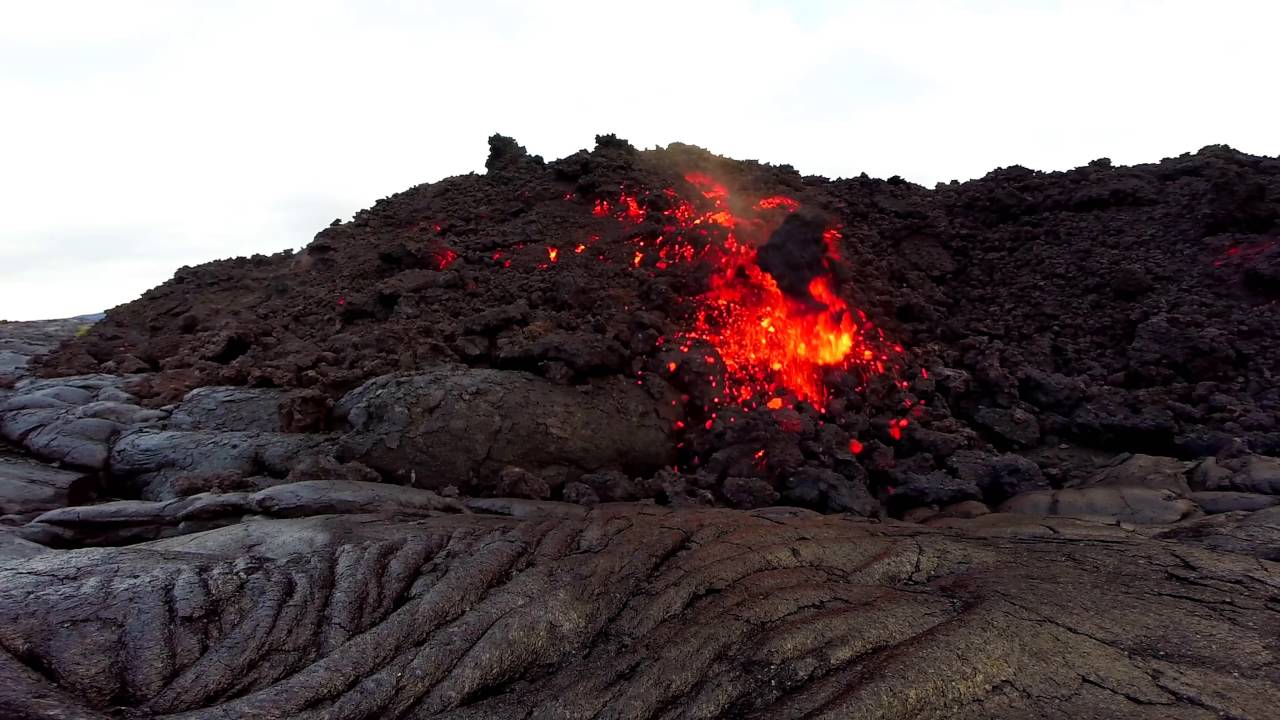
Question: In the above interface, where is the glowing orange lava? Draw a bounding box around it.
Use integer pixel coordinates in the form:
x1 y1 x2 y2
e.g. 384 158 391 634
676 173 897 410
590 173 903 412
755 195 801 213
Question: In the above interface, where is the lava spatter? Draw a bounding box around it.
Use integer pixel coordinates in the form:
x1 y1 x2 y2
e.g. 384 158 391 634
590 173 904 412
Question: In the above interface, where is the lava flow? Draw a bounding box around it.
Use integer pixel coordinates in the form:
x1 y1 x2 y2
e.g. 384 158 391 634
594 172 903 412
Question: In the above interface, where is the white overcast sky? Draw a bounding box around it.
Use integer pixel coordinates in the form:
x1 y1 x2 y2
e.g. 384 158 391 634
2 0 1277 320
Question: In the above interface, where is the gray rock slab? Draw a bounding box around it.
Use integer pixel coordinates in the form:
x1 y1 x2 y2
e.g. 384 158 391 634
999 486 1199 525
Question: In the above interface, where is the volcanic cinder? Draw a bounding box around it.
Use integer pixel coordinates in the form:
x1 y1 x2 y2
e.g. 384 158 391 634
34 135 1280 509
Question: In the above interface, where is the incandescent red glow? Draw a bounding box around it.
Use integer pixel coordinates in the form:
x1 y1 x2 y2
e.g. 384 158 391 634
588 172 904 416
683 172 728 202
849 438 864 454
547 246 559 262
434 248 459 271
619 191 646 223
755 195 801 213
676 173 894 409
888 417 909 441
1213 238 1277 268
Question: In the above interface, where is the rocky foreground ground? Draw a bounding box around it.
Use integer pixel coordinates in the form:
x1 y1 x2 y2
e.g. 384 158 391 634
1 304 1278 719
3 136 1280 717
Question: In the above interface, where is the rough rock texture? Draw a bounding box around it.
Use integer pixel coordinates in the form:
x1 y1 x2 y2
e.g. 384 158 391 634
2 506 1278 719
1192 454 1280 494
1189 490 1280 514
336 367 677 494
16 479 463 548
0 450 94 516
1158 505 1280 561
0 316 98 386
109 429 337 500
31 137 1280 511
780 467 878 516
0 532 51 561
167 386 331 434
1080 452 1194 495
0 374 165 471
4 298 1280 718
947 450 1049 504
999 486 1200 525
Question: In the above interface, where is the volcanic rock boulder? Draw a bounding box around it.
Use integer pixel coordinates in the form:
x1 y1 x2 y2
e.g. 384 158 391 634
999 486 1200 525
336 367 678 494
0 374 166 471
1192 454 1280 495
947 450 1049 504
0 452 95 516
109 429 337 500
1 506 1277 719
1079 453 1194 495
0 316 95 387
167 386 331 433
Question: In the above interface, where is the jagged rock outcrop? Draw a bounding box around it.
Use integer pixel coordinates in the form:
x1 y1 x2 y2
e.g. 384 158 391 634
336 367 679 494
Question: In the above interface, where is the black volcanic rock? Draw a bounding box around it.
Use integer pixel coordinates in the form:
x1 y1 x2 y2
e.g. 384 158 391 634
755 212 832 307
3 507 1278 718
24 137 1280 510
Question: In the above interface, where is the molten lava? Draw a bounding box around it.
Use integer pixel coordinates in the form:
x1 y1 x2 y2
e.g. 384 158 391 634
591 172 903 412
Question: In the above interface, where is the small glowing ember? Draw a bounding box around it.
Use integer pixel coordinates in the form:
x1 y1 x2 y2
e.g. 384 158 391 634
755 195 801 213
888 417 909 440
849 438 864 454
434 248 459 270
1213 238 1277 267
547 246 559 262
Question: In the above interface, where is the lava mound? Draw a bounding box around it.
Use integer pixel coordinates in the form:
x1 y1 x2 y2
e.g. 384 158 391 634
38 135 1280 512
